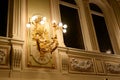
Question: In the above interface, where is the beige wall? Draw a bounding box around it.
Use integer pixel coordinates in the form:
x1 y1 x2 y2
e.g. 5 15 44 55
28 0 51 22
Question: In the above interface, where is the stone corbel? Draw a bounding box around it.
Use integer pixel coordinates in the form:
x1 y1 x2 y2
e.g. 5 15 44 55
10 39 23 70
12 47 22 70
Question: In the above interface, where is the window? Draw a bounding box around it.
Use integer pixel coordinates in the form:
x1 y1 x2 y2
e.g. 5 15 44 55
89 3 114 54
59 0 85 49
0 0 8 37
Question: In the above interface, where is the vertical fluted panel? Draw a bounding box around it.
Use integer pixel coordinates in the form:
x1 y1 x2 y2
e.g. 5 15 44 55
12 48 22 70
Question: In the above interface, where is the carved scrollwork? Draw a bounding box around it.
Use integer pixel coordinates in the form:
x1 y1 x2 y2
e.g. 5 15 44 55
0 45 10 68
70 58 93 72
0 50 5 64
105 62 120 74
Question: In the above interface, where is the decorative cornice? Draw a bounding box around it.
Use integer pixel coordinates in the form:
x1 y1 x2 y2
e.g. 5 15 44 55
58 47 120 59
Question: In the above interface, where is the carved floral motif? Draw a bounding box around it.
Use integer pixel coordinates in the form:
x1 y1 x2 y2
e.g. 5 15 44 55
70 58 93 72
105 62 120 74
0 45 10 68
0 50 5 64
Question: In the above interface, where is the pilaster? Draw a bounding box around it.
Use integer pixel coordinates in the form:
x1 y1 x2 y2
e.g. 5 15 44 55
12 0 22 39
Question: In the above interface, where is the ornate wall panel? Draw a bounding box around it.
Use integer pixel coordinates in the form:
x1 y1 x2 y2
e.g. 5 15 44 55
68 55 95 74
0 45 10 69
104 60 120 75
27 37 57 68
27 49 56 68
26 16 57 68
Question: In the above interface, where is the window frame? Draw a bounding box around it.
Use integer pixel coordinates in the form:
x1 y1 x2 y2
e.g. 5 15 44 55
88 1 119 54
59 0 85 49
89 3 113 53
89 2 114 53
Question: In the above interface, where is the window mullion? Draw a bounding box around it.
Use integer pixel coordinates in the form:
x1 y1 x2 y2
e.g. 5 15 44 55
91 10 104 17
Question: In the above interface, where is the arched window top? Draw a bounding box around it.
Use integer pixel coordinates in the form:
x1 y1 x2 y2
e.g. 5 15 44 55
60 0 76 5
89 3 103 13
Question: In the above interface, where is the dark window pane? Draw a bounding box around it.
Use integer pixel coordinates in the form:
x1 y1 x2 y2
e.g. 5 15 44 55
60 4 85 49
0 0 8 36
89 3 103 13
92 14 114 54
60 0 76 5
